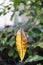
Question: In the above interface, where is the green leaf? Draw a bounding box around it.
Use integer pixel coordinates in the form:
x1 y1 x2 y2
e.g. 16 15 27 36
0 47 5 51
37 63 42 65
8 49 14 57
0 12 2 15
25 55 43 62
13 0 20 10
0 38 6 46
32 42 43 48
13 0 26 10
7 36 15 47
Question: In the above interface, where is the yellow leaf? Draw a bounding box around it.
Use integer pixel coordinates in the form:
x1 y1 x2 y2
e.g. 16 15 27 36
16 28 27 61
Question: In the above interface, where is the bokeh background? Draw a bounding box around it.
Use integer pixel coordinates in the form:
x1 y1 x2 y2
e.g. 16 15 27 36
0 0 43 65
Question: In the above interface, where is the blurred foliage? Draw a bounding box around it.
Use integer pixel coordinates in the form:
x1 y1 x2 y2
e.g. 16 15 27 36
0 0 43 65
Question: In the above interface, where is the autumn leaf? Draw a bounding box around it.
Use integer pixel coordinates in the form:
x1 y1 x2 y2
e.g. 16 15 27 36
16 28 27 61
